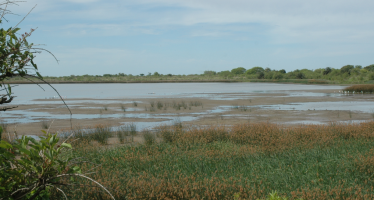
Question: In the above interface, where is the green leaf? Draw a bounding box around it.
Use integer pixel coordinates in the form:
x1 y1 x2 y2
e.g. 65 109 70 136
18 147 31 155
0 140 12 149
61 143 72 149
36 72 42 79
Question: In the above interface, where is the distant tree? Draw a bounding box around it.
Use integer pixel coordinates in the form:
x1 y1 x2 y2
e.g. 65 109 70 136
118 73 125 76
323 67 332 75
296 72 305 79
264 67 271 72
364 64 374 72
273 73 283 80
257 71 265 79
340 65 354 75
153 72 160 76
140 74 144 76
204 70 216 76
147 72 152 76
167 74 172 76
279 69 286 74
246 66 264 75
231 67 246 75
218 70 231 77
103 74 112 77
355 65 362 69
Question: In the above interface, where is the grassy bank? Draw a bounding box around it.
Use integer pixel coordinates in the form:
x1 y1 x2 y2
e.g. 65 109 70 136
56 121 374 199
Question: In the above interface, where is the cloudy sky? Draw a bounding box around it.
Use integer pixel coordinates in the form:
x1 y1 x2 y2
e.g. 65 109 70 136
3 0 374 76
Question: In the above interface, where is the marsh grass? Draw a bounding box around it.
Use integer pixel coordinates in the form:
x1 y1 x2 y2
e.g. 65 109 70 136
133 101 138 107
41 120 49 129
189 101 203 107
239 105 248 111
62 121 374 199
142 130 156 146
149 101 155 108
156 101 163 109
344 84 374 93
120 104 126 112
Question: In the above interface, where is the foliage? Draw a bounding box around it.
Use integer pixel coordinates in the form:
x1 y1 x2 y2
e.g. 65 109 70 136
0 2 56 111
0 132 80 199
341 65 354 75
231 67 246 75
246 66 265 75
62 121 374 199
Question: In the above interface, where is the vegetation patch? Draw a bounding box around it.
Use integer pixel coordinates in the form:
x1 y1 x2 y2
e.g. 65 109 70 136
56 121 374 199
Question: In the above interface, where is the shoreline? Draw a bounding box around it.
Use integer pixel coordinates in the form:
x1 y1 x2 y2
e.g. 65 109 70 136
3 79 346 85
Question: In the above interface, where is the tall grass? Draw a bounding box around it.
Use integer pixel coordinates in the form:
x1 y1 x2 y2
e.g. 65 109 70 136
142 130 156 146
116 123 137 143
61 121 374 199
41 120 49 129
344 84 374 93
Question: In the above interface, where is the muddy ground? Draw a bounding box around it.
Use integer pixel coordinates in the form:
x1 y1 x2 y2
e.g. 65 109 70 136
2 89 374 136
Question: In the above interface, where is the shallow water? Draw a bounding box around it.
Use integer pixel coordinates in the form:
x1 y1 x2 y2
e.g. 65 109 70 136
10 82 345 104
2 83 368 129
261 101 374 113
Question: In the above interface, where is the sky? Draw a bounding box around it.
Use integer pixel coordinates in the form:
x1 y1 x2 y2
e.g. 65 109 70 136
2 0 374 76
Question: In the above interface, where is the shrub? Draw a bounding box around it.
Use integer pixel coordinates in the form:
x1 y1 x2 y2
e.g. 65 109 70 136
143 130 156 146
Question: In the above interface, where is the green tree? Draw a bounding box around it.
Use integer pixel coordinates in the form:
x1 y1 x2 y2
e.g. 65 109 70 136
204 70 216 76
246 66 264 75
231 67 246 75
323 67 332 75
364 64 374 72
340 65 354 75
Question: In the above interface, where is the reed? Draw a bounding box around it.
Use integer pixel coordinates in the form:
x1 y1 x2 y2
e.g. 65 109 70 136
143 130 156 146
120 104 126 112
60 121 374 199
41 120 49 129
344 84 374 93
117 126 130 144
89 124 112 144
156 101 163 109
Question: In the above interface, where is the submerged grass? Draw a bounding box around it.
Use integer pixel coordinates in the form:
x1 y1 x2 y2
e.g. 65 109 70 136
61 121 374 199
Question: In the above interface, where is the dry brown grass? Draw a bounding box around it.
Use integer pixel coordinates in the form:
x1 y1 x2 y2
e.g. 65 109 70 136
344 84 374 93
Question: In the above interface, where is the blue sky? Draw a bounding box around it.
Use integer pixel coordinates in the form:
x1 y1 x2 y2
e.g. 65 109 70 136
3 0 374 76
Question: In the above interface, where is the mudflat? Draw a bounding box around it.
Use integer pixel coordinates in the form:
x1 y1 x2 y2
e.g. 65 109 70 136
3 89 373 136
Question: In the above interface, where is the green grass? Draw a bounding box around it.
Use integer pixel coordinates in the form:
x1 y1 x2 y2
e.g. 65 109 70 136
67 138 374 199
61 122 374 199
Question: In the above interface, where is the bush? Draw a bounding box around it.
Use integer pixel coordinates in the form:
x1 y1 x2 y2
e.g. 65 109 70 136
143 130 156 146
